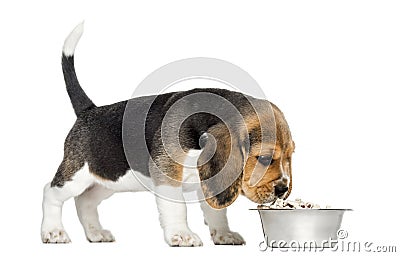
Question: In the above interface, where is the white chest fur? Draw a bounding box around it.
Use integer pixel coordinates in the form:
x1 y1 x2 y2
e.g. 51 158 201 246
95 149 203 193
181 149 203 201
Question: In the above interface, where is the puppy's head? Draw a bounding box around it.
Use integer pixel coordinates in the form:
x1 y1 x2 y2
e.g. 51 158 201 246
198 99 294 209
241 102 295 204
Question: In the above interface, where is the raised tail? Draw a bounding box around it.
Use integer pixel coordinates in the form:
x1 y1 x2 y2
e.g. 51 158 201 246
62 22 96 116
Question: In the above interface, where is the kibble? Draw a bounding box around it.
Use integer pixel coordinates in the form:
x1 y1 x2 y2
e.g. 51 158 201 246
258 198 331 209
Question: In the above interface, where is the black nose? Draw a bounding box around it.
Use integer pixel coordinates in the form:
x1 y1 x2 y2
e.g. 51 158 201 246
274 185 288 197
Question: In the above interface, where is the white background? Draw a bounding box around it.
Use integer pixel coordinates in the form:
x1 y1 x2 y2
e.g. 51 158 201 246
0 0 399 256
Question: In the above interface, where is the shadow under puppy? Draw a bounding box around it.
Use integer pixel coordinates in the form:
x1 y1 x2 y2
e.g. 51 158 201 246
41 23 295 246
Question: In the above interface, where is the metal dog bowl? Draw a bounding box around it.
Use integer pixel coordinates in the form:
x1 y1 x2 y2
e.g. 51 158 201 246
253 209 351 248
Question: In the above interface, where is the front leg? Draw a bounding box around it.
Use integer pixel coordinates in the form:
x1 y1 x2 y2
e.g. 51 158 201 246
155 185 203 247
200 200 246 245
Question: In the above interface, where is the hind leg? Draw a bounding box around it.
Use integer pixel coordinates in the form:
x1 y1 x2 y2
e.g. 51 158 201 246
41 164 94 243
75 184 115 242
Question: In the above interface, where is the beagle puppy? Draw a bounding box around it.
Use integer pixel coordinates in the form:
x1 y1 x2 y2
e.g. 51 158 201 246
41 23 295 246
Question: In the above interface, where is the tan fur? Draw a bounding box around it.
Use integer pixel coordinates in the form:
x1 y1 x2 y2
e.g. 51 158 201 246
198 123 244 209
241 103 295 204
151 96 294 208
150 150 186 187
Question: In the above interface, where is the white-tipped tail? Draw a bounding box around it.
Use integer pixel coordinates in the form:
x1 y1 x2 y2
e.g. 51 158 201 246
63 21 84 57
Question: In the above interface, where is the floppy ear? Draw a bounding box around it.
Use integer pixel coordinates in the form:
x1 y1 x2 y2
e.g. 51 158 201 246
197 123 246 209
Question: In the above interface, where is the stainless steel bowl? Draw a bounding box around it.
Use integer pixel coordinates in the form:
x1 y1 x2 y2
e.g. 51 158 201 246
253 209 351 248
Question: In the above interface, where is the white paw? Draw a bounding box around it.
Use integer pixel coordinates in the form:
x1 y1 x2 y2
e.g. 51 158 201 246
42 229 71 243
211 229 246 245
86 229 115 243
165 230 203 247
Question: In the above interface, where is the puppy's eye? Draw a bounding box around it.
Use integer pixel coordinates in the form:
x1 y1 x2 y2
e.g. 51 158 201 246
257 155 274 166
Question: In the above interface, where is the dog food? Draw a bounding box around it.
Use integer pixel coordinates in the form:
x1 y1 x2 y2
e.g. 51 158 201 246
258 198 331 209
